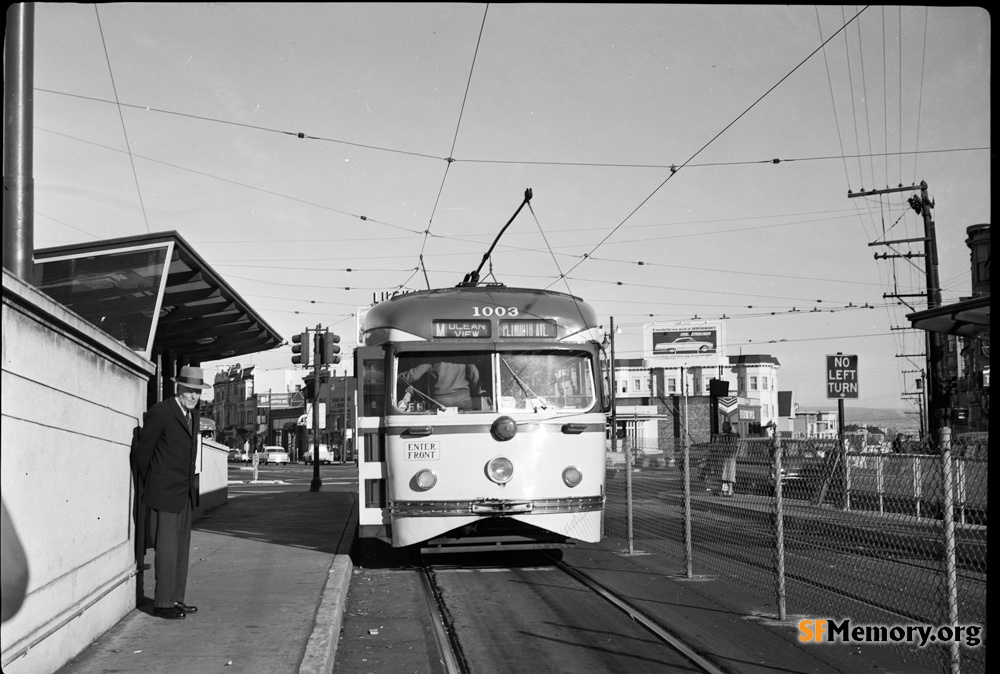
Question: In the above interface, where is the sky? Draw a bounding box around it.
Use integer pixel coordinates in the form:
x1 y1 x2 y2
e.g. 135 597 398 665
26 3 991 411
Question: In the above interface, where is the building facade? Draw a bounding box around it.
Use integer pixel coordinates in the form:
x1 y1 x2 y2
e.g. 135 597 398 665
212 364 257 448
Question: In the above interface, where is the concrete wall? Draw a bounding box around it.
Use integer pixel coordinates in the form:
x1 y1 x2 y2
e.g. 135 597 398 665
1 270 155 674
197 438 229 515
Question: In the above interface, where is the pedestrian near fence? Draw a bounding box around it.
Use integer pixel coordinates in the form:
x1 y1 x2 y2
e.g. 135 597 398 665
133 366 211 620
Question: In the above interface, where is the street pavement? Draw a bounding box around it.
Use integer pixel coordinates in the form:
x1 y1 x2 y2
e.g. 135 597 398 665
53 463 948 674
54 466 356 674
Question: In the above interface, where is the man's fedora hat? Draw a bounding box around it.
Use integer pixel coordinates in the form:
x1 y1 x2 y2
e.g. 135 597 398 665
173 365 212 390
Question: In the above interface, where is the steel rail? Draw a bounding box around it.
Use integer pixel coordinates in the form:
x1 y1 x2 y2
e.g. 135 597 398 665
555 559 729 674
418 564 467 674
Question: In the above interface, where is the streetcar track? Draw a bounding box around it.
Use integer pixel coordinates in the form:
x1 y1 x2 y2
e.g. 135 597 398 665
551 556 729 674
418 563 468 674
416 552 727 674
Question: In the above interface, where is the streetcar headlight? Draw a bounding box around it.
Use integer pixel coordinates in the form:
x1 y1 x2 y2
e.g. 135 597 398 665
413 469 437 491
491 416 518 441
562 466 583 488
486 457 514 484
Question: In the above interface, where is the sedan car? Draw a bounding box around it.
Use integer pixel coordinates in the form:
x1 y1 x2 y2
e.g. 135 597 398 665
654 336 714 354
734 440 828 497
261 446 290 465
605 449 627 479
302 444 334 465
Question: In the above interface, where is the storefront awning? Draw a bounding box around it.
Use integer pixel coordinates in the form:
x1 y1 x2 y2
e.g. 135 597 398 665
906 295 990 338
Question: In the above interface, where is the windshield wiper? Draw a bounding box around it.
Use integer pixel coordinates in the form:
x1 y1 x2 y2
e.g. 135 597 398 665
397 377 447 411
501 358 547 411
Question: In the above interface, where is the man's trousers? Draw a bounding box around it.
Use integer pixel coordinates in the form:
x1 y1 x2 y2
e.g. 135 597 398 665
149 501 192 609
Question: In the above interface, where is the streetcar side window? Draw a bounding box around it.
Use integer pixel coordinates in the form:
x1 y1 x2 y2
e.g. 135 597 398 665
395 352 494 413
498 351 596 413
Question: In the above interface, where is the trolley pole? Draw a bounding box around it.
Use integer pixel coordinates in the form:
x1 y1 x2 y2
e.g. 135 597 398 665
310 324 323 492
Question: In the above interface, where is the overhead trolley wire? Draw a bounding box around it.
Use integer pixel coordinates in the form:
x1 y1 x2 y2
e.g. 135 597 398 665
94 5 150 234
546 6 871 290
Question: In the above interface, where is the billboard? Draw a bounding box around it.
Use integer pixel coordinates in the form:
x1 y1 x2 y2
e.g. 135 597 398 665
646 321 724 360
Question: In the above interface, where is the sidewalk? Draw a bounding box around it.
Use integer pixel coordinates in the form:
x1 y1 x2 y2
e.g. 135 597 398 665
54 488 357 674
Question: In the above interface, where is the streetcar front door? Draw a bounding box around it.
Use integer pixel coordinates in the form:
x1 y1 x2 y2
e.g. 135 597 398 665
355 345 390 542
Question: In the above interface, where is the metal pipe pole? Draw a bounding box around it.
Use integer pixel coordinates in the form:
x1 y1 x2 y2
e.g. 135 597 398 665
683 365 692 578
772 428 787 620
939 426 959 674
3 2 35 282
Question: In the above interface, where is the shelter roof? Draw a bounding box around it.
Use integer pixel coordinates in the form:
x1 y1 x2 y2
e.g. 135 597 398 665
34 231 282 363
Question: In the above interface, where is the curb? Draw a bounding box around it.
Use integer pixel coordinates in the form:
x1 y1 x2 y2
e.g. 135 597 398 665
297 554 353 674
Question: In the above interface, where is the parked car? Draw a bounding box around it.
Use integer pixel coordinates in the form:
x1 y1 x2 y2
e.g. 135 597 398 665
605 448 627 479
301 444 333 465
227 449 241 463
261 446 290 465
733 439 827 497
654 336 714 354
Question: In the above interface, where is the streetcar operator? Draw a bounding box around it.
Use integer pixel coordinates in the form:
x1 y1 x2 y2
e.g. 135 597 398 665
399 359 480 411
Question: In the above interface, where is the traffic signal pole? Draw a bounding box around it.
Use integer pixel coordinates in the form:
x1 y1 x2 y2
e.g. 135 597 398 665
310 323 322 492
292 325 342 492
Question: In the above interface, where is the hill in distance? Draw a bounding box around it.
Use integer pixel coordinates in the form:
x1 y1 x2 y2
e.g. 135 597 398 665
808 406 918 429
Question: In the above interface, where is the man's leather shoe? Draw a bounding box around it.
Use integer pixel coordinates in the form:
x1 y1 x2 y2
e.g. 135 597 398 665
174 602 198 614
154 606 186 620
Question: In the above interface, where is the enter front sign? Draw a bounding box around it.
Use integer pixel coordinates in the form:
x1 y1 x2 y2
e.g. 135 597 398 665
827 354 859 399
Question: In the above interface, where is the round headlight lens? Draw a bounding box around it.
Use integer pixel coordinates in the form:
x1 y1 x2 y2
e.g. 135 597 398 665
491 416 518 441
563 466 583 487
487 457 514 484
414 469 437 490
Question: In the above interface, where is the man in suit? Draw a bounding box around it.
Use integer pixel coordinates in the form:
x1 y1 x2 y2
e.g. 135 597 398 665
134 365 211 620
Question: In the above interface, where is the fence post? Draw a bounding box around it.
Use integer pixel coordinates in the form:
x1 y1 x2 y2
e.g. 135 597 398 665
625 435 635 555
876 453 885 515
772 430 787 621
939 426 959 674
842 440 851 511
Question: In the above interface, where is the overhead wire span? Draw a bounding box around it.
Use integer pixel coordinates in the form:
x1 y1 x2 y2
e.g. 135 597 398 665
547 6 870 289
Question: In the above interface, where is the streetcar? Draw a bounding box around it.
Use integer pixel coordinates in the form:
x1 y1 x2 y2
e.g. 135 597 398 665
355 284 610 553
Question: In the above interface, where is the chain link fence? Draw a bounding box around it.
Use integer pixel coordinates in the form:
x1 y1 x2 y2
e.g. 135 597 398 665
604 429 987 674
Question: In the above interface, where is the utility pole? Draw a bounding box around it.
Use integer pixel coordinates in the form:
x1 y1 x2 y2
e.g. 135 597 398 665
856 181 947 444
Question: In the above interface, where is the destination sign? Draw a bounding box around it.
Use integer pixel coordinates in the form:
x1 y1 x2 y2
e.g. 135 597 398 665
433 320 491 338
499 319 557 338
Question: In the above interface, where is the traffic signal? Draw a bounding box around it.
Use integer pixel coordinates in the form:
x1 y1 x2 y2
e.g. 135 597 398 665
291 331 310 366
318 331 341 365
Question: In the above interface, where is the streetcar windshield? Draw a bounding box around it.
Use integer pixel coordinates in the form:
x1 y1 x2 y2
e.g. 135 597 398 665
396 351 492 413
393 350 596 414
498 351 595 413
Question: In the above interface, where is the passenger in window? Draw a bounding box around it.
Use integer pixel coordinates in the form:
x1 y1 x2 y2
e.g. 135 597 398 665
400 360 481 411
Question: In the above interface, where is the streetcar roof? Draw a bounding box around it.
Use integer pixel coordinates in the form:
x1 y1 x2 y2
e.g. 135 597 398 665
362 285 602 345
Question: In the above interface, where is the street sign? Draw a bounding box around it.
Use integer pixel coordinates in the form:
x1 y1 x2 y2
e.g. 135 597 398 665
826 354 859 399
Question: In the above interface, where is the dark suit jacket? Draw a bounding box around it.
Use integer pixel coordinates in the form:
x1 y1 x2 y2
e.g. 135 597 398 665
134 397 199 513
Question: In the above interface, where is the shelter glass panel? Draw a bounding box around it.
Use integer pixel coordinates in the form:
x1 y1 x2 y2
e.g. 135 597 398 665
34 245 170 353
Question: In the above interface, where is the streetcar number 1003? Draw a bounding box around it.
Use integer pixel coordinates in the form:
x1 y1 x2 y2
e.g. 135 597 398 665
471 306 520 317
